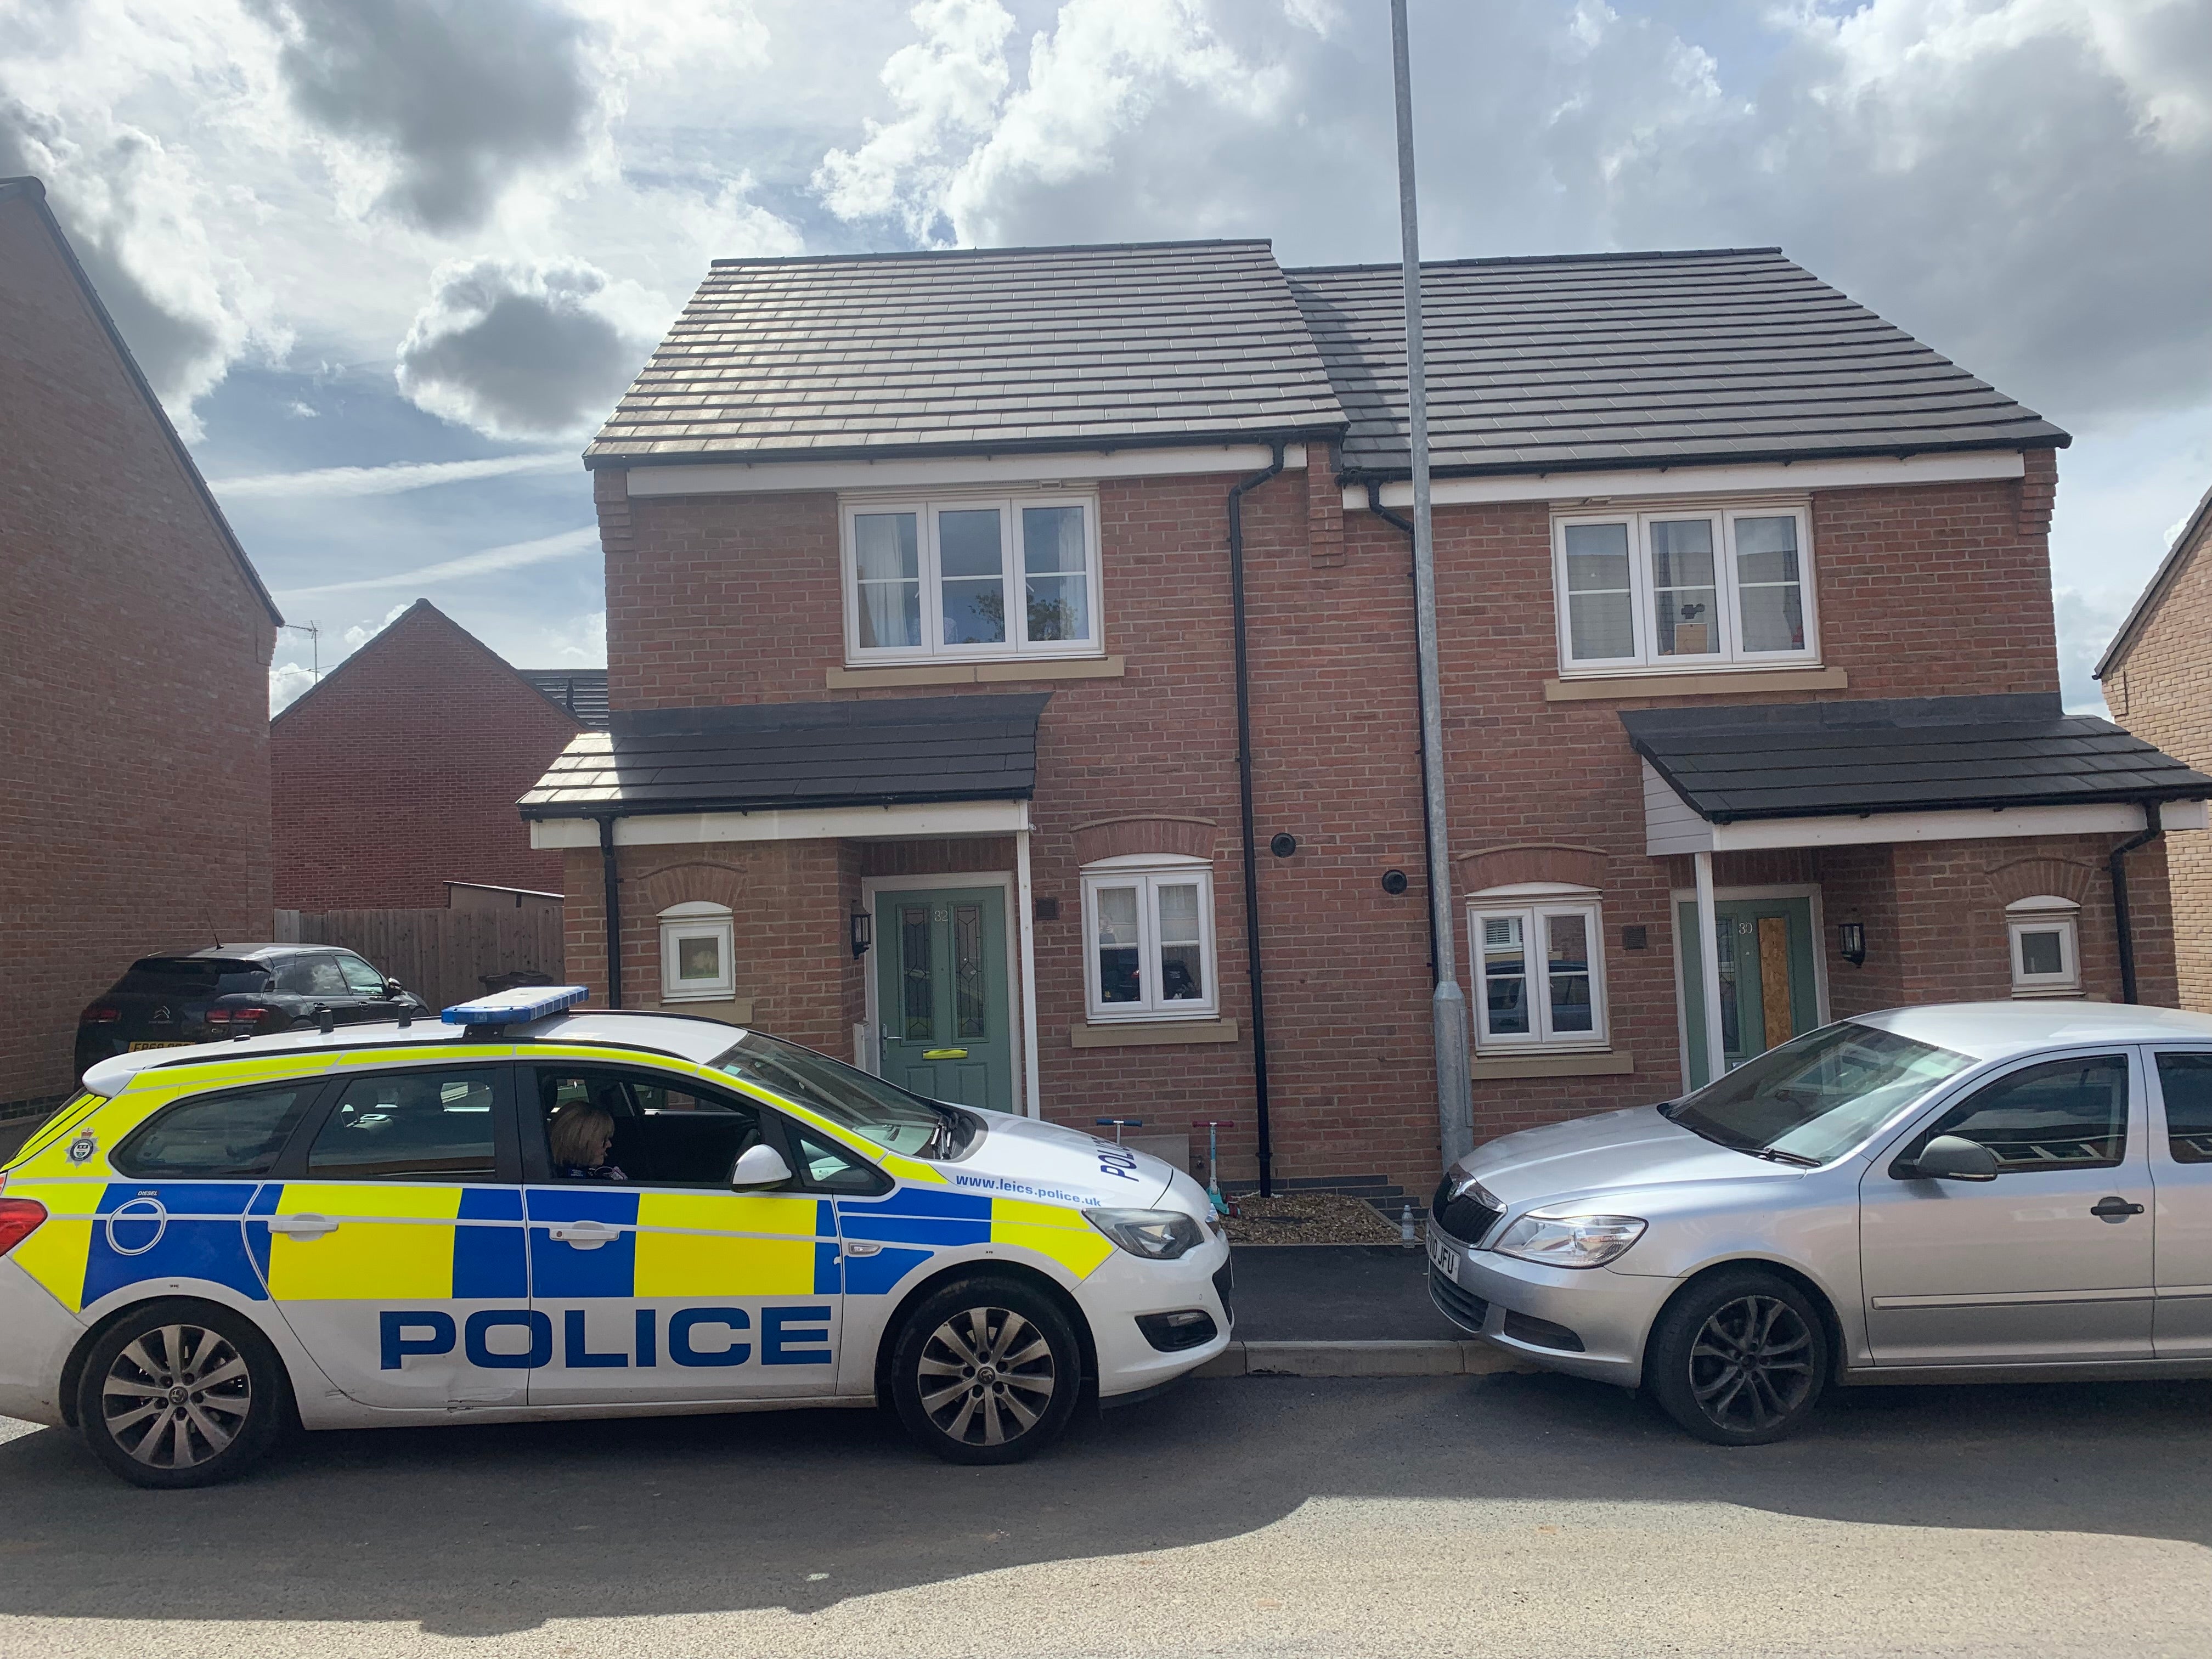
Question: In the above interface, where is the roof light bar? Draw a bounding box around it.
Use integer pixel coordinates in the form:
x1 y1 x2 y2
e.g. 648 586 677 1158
441 985 589 1026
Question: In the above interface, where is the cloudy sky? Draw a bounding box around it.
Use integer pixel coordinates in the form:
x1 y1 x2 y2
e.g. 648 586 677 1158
3 0 2205 713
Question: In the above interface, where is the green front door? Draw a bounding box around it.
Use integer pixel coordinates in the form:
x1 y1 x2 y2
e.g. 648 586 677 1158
1678 896 1820 1089
874 887 1013 1113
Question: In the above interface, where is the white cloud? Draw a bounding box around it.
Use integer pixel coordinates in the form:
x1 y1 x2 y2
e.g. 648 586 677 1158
276 524 599 596
212 450 575 498
268 658 319 714
341 599 411 651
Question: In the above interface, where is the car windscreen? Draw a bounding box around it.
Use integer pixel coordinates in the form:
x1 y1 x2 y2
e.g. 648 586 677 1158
115 957 274 996
1664 1021 1978 1166
708 1031 970 1159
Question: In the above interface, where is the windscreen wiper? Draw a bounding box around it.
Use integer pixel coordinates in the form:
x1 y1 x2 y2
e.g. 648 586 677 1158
1740 1146 1820 1167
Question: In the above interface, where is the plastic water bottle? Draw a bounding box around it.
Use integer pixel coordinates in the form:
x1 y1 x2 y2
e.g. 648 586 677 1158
1400 1202 1417 1247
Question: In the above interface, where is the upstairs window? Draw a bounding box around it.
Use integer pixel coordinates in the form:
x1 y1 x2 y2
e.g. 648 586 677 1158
843 493 1102 662
1554 503 1817 674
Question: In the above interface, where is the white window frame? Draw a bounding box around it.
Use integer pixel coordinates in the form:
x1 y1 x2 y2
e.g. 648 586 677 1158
1551 499 1819 676
840 490 1104 664
1467 884 1609 1053
1080 854 1219 1022
2006 897 2081 997
658 900 736 1002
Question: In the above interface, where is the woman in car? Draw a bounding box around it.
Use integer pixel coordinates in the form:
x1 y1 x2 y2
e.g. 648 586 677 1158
549 1103 627 1181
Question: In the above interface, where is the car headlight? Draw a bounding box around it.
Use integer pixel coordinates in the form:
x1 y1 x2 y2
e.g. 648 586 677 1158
1490 1212 1647 1269
1086 1207 1207 1261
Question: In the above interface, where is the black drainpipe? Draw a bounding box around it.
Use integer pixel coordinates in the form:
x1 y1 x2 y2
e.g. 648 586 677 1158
2109 802 2163 1005
1365 480 1442 990
597 814 624 1009
1229 441 1286 1198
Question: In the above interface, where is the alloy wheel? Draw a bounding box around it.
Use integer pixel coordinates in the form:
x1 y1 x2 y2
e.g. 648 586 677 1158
100 1323 253 1471
1687 1294 1814 1434
916 1305 1057 1448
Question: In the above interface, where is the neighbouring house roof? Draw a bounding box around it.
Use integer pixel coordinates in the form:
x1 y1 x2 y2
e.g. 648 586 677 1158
0 176 282 625
519 694 1049 819
272 599 588 731
585 240 1347 467
1623 693 2212 823
2094 481 2212 680
519 669 610 729
1286 247 2071 479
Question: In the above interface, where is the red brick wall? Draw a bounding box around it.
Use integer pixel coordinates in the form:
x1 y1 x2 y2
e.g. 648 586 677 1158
270 600 579 909
0 192 275 1110
2098 496 2212 1009
584 445 2159 1190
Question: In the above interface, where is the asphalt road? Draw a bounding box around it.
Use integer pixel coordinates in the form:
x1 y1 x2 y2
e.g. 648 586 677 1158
5 1370 2211 1658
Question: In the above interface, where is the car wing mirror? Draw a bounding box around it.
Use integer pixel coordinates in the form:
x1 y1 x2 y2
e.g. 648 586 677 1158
383 979 404 997
731 1143 794 1189
1899 1133 2000 1183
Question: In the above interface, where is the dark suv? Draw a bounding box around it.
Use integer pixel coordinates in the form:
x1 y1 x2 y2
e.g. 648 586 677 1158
74 945 429 1080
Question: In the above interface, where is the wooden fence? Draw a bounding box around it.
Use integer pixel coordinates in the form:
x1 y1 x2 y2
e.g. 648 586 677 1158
273 906 566 1015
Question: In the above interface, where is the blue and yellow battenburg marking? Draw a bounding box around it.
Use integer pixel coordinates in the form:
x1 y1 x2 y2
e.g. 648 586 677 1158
4 1175 1116 1315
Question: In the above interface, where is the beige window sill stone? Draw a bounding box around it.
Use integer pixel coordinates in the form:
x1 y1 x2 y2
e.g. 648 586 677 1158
828 656 1125 689
1471 1049 1633 1079
651 996 755 1024
1069 1018 1239 1049
1543 665 1846 702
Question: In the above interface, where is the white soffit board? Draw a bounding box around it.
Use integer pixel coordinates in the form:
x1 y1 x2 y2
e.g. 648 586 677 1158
1639 773 2208 857
531 799 1031 849
625 444 1306 497
1348 449 2027 512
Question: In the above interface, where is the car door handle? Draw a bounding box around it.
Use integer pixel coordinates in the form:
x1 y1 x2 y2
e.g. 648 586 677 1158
267 1214 338 1239
2091 1197 2146 1222
547 1220 623 1249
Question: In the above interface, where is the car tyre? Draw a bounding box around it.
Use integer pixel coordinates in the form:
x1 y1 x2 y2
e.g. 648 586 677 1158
76 1300 294 1488
1644 1268 1828 1447
890 1276 1080 1466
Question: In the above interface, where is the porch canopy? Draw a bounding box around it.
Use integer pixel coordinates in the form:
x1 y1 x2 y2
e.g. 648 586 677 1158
1626 692 2212 859
521 692 1049 847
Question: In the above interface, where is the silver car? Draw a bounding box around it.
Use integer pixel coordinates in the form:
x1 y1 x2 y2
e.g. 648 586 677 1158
1429 1002 2212 1444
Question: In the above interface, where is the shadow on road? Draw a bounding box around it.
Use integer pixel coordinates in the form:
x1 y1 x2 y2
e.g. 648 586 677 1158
4 1369 2210 1635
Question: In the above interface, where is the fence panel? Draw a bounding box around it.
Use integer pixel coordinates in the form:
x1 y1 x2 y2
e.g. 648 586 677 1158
274 906 565 1014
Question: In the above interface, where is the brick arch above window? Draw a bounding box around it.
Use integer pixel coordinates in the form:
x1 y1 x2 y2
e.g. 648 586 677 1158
1983 856 2097 909
1069 814 1218 867
634 859 752 916
1457 843 1610 895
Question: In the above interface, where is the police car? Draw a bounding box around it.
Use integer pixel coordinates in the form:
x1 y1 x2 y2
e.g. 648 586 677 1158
0 988 1232 1487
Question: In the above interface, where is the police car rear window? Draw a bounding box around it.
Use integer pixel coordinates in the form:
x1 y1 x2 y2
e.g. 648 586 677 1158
112 1084 322 1179
307 1071 499 1181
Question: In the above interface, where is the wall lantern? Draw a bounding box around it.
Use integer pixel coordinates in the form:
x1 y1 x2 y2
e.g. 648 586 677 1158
1838 921 1867 968
850 910 873 960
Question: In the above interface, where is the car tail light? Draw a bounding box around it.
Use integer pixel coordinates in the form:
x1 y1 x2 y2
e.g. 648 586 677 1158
0 1187 47 1256
81 1005 121 1025
207 1007 272 1029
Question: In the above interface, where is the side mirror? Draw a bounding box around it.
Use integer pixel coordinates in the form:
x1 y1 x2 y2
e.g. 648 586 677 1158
383 979 405 998
1900 1133 2000 1183
730 1143 794 1189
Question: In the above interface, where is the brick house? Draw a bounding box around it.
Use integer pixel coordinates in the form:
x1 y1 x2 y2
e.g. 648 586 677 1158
522 240 2210 1195
0 176 281 1113
272 598 605 909
2093 484 2212 1010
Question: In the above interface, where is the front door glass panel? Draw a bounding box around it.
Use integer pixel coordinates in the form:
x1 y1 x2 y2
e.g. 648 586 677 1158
1678 897 1819 1088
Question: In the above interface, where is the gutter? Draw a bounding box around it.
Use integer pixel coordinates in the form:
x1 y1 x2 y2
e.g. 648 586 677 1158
1364 482 1442 988
2110 804 2163 1006
1228 441 1287 1199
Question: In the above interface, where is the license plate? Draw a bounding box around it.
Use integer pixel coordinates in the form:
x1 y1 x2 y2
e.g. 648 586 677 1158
127 1040 190 1052
1429 1234 1457 1283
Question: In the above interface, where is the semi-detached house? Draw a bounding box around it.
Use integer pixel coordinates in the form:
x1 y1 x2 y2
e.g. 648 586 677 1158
523 239 2212 1198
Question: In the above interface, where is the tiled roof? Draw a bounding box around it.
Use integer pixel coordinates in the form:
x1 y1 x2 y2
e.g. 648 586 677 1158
1623 695 2211 823
519 694 1048 818
585 240 1347 467
519 669 609 730
1287 249 2070 477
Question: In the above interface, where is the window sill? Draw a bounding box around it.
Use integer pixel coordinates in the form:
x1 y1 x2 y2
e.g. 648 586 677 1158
2010 988 2084 1001
1069 1018 1239 1050
829 656 1124 689
1543 665 1846 703
1471 1050 1633 1079
654 996 755 1022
